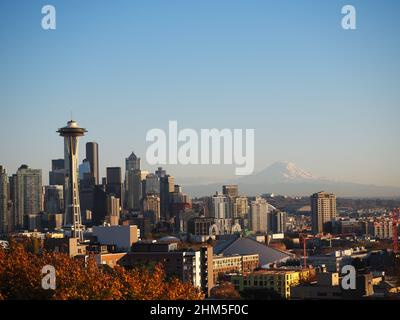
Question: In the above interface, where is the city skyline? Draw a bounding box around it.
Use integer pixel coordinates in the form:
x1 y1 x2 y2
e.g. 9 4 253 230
2 0 400 305
1 0 400 188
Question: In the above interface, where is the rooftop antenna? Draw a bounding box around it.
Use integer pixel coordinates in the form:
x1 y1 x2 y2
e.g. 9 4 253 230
70 110 73 121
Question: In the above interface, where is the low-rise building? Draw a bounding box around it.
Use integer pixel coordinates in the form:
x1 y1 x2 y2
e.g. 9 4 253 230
231 269 311 299
44 237 86 257
92 225 139 251
95 252 127 268
213 254 259 284
291 271 374 300
119 242 214 296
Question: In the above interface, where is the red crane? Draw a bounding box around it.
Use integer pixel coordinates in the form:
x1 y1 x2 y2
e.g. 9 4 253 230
300 234 319 268
300 233 356 268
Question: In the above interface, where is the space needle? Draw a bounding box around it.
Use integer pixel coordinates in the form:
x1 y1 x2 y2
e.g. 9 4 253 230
57 120 87 241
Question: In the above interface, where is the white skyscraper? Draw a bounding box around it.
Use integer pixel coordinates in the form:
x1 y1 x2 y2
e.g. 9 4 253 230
211 192 229 219
250 197 269 234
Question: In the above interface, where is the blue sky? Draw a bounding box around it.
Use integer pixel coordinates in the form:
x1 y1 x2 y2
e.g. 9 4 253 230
0 0 399 186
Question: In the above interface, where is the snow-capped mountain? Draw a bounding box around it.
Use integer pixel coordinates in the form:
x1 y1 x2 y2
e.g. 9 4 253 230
184 161 400 198
239 161 320 184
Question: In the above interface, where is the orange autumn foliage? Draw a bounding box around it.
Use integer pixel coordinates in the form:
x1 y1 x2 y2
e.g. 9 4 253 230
0 240 204 300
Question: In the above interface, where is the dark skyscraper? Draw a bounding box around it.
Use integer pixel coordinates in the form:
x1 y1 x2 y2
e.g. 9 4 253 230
125 152 141 211
93 184 107 225
106 167 123 203
160 174 174 221
49 159 65 186
86 142 99 185
125 152 140 171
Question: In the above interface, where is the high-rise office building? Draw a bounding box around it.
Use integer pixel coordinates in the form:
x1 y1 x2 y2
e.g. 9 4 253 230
0 166 9 234
125 152 142 211
106 167 123 202
78 159 91 181
160 174 174 221
125 152 140 171
169 184 192 219
155 167 166 178
58 120 87 240
93 184 107 226
143 194 161 224
126 170 147 212
269 211 287 234
10 165 42 231
222 185 239 198
233 196 248 219
44 185 64 214
106 194 120 216
86 142 99 185
250 196 269 234
49 159 65 186
106 194 120 226
79 175 95 225
211 192 229 219
144 173 160 195
311 191 337 234
210 192 232 234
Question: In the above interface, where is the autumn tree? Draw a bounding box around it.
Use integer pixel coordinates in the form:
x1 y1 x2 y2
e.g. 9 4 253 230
210 281 241 300
0 240 204 300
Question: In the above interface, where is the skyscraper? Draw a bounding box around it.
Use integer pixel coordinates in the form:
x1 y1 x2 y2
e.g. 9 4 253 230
160 174 174 221
143 194 161 224
125 152 140 171
269 211 287 234
125 152 142 211
233 196 248 219
0 166 9 234
222 185 239 198
86 142 99 185
311 191 337 234
250 196 269 234
58 120 87 241
49 159 65 186
210 192 232 234
106 167 123 202
211 192 229 219
126 170 147 212
10 165 42 231
155 167 166 178
144 173 160 195
106 194 120 226
170 184 192 219
44 185 64 214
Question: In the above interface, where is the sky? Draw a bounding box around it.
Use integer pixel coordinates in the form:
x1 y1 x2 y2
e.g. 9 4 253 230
0 0 399 187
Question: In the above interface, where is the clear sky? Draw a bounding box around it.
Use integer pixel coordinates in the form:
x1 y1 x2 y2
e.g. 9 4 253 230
0 0 399 187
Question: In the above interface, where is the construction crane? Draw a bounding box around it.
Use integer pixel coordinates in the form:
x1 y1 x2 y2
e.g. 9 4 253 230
299 234 318 268
300 232 356 268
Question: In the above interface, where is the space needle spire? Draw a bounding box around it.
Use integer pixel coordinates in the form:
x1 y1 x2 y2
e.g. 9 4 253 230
57 120 87 241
